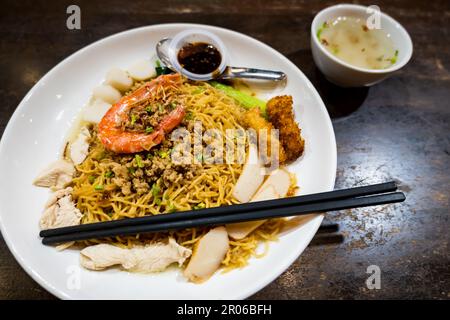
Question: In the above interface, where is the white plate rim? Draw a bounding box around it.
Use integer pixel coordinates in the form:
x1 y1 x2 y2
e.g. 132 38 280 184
0 23 336 300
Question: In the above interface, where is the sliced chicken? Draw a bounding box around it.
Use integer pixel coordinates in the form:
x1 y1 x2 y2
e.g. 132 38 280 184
226 185 279 240
232 143 265 203
131 239 191 273
40 187 82 230
260 168 291 197
184 226 229 283
33 159 75 189
80 238 192 273
69 126 91 165
56 242 76 251
226 168 291 240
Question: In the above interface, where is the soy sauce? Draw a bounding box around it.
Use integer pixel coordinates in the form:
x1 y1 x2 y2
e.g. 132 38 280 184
177 42 221 74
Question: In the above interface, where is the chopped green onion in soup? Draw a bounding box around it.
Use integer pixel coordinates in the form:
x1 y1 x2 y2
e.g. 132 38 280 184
318 16 398 69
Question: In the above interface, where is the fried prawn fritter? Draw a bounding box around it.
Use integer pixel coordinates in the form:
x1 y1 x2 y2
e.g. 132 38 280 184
241 108 287 164
267 95 304 162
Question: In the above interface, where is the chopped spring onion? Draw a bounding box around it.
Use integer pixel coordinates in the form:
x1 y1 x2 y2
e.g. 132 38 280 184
185 111 194 120
317 21 328 40
390 50 399 64
151 183 161 197
104 171 114 178
196 153 203 162
159 150 169 158
192 87 205 94
94 185 104 191
135 154 144 168
130 114 137 125
88 175 96 184
145 126 154 134
167 202 177 213
194 203 205 210
210 82 266 114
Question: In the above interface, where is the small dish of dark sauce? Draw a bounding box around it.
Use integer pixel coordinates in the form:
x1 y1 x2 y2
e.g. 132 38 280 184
177 42 222 75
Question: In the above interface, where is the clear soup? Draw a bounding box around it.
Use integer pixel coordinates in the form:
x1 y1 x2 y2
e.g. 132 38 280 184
317 16 398 70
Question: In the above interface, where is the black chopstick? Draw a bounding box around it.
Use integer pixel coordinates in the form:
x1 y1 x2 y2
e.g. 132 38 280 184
40 181 397 238
42 191 405 245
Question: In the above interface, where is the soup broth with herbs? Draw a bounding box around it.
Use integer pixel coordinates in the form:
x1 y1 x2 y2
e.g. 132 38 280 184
317 16 398 69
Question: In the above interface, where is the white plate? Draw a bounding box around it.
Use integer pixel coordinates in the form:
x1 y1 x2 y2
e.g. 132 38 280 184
0 23 336 300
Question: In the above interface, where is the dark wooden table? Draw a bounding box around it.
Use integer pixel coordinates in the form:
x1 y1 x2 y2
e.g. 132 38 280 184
0 0 449 300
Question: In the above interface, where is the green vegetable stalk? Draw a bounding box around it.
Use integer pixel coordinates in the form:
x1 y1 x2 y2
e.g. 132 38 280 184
155 60 172 76
210 81 266 114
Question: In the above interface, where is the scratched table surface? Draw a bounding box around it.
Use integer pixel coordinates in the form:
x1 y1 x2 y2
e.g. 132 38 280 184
0 0 449 300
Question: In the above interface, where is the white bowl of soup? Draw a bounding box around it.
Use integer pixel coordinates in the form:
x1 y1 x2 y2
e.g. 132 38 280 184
311 4 413 87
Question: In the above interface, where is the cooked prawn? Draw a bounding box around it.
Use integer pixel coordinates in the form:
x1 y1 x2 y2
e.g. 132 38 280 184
98 74 185 153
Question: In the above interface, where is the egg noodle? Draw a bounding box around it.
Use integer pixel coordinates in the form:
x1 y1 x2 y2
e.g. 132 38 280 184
70 80 289 271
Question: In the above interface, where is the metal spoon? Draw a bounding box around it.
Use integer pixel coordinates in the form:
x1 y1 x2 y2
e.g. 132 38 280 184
156 38 286 81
